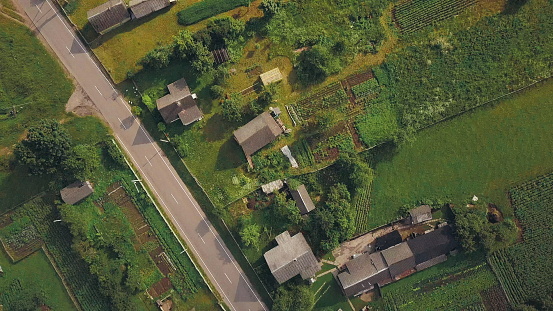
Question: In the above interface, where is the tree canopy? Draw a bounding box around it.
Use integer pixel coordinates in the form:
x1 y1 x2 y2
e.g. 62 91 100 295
272 284 314 311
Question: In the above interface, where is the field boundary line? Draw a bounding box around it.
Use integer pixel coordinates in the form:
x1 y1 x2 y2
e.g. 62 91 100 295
41 245 83 311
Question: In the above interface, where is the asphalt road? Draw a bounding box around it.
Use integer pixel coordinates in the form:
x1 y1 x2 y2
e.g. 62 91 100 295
17 1 268 310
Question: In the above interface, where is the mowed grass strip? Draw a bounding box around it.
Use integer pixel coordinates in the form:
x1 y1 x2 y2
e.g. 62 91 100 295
368 79 553 229
0 15 73 148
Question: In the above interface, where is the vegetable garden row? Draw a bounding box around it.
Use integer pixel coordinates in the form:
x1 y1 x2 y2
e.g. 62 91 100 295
488 172 553 306
177 0 250 25
393 0 477 33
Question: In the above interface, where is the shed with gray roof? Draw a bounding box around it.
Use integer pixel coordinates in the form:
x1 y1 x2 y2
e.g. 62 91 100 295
233 112 283 157
87 0 130 34
290 184 316 215
156 78 203 125
60 181 94 205
264 231 320 284
409 205 432 224
129 0 171 19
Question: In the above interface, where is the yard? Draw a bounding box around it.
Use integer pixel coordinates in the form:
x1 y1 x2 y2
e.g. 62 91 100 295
0 247 77 310
366 79 553 229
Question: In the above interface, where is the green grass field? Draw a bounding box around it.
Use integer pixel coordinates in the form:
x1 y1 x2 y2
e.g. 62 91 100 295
0 247 77 310
367 79 553 229
0 15 73 149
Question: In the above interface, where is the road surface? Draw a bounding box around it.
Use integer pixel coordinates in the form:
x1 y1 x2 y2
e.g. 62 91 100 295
17 0 268 310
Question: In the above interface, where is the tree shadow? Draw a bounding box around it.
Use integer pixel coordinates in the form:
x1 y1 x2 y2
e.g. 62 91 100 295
215 138 245 171
502 0 529 15
367 141 398 167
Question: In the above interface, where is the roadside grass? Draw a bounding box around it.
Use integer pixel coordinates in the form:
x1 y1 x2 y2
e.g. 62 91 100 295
0 247 77 310
0 15 73 149
367 79 553 229
375 251 497 310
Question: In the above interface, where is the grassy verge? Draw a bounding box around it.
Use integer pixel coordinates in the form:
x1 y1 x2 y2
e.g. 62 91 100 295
367 79 553 229
0 247 77 310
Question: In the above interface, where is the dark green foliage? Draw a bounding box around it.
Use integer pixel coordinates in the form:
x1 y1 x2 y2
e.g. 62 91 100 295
177 0 250 26
210 85 225 99
141 94 155 111
221 93 244 122
63 144 101 180
351 78 380 99
296 45 340 85
251 150 287 183
355 97 399 147
394 0 477 33
290 139 314 167
453 205 517 253
139 44 174 69
309 183 354 253
272 192 302 226
260 0 282 17
173 30 214 73
239 218 261 249
273 284 314 311
206 17 246 46
15 119 72 175
105 141 127 168
0 279 46 311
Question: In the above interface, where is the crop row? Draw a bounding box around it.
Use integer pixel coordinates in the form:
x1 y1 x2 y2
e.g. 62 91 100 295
487 250 526 305
394 0 477 33
177 0 250 25
353 182 372 235
352 78 380 99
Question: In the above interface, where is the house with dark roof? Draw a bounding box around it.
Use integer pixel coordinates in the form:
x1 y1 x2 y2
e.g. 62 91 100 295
337 252 391 296
60 181 94 205
233 111 283 158
374 230 402 251
87 0 130 34
156 78 203 125
381 242 415 279
290 184 316 215
129 0 172 19
407 226 458 271
263 231 320 284
409 205 432 224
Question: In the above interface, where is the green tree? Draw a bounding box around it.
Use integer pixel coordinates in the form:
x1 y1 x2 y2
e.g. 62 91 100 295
296 45 340 85
210 85 225 99
131 105 142 116
221 93 244 122
1 279 46 311
63 144 101 180
273 192 303 227
139 44 174 69
15 119 72 175
260 0 282 17
240 223 261 249
273 284 314 311
207 17 245 45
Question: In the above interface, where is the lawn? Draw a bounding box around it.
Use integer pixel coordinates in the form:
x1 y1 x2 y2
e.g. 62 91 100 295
0 15 73 149
311 272 353 311
375 252 498 310
366 79 553 229
0 247 77 310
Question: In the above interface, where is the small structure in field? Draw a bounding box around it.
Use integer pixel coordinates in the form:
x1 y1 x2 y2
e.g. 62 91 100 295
156 78 203 125
261 179 283 194
233 111 283 159
129 0 172 19
60 181 94 205
0 265 4 276
211 48 230 64
408 205 432 224
374 230 402 251
87 0 130 34
290 184 316 215
259 68 283 86
264 231 320 284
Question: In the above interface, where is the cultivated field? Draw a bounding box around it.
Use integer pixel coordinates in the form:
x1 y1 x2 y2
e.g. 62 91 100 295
368 79 553 229
393 0 477 33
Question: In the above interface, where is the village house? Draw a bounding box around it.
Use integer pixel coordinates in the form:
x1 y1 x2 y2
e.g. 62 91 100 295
156 78 203 125
60 181 94 205
233 111 283 162
336 226 458 297
129 0 172 19
87 0 130 34
264 231 320 284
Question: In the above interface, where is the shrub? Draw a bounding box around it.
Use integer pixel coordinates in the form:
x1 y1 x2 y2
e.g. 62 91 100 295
221 93 244 122
141 94 155 112
177 0 250 26
210 85 225 99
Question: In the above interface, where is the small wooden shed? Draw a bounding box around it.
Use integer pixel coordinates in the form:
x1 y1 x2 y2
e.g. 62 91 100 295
259 68 283 86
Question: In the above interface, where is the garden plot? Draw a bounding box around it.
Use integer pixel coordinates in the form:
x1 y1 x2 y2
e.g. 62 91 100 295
393 0 478 33
0 214 43 262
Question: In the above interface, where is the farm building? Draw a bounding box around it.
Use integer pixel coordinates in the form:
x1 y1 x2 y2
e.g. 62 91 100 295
408 205 432 224
156 78 203 125
374 230 402 251
290 184 316 215
263 231 320 284
87 0 130 34
337 225 458 297
259 68 283 86
233 111 283 158
337 252 392 297
129 0 172 19
60 181 94 205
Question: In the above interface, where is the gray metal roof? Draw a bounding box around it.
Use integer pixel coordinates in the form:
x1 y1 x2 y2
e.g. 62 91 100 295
129 0 170 19
409 205 432 224
290 184 316 215
87 0 130 34
264 231 320 284
233 112 283 156
60 181 94 205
